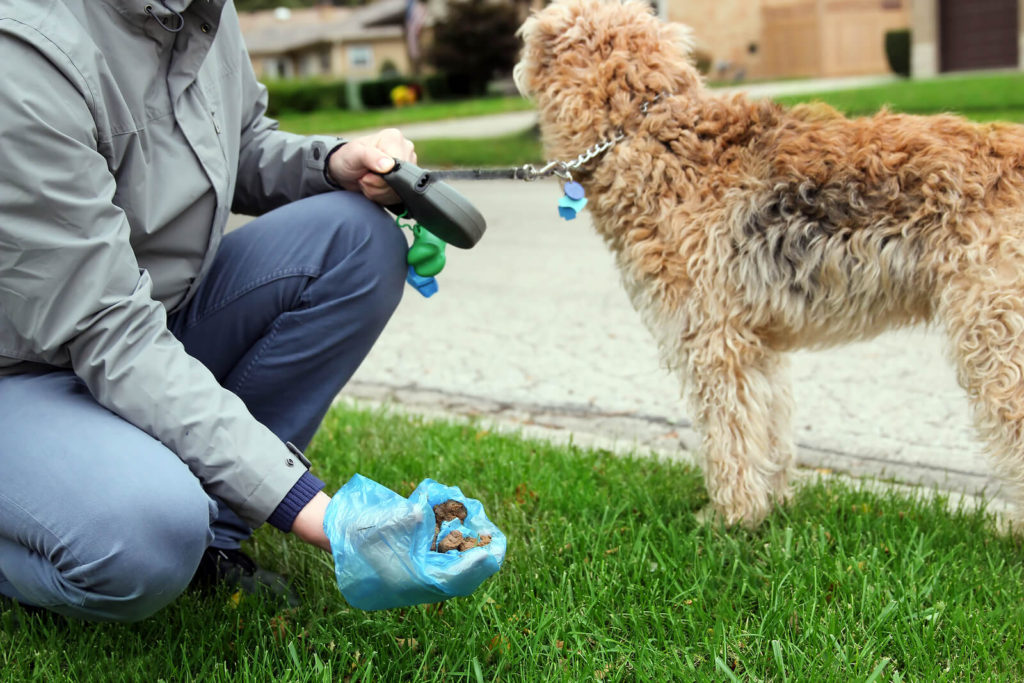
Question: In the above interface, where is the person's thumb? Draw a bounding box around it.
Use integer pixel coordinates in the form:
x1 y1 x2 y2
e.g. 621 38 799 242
370 153 395 174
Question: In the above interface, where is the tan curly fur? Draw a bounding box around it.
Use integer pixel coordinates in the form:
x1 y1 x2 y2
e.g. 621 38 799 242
516 0 1024 527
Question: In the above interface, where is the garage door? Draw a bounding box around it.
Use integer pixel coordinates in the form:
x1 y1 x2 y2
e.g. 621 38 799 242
940 0 1018 72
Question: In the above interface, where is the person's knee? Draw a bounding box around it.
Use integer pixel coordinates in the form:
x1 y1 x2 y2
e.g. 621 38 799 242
318 193 408 322
354 212 408 323
61 478 214 622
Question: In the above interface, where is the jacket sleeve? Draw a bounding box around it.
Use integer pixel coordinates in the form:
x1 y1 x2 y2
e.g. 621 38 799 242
231 38 344 215
0 36 307 528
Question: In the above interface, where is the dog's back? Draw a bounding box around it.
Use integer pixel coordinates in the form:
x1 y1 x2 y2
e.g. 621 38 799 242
718 106 1024 347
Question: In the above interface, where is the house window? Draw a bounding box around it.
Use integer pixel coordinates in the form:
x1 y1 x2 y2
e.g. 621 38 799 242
347 45 373 70
302 53 319 77
881 0 902 9
320 48 332 74
263 58 289 79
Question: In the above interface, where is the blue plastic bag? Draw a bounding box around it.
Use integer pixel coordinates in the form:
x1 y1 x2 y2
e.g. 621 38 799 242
322 474 506 610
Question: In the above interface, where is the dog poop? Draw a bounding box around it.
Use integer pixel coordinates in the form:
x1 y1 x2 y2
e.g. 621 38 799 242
434 500 467 526
437 530 494 553
431 499 492 552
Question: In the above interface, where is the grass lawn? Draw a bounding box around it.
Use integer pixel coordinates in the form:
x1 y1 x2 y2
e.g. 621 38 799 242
4 405 1022 681
274 96 535 137
274 95 544 170
412 129 542 170
774 71 1024 122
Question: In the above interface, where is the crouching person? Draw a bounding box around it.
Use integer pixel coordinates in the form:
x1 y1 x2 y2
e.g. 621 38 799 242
0 0 416 621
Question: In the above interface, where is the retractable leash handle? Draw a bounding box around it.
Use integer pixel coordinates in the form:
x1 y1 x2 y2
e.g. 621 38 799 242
379 160 487 249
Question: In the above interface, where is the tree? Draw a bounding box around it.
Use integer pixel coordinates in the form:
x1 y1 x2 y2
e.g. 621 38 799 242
427 0 522 96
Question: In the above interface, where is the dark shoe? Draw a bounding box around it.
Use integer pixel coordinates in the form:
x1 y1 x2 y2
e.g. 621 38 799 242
191 547 299 608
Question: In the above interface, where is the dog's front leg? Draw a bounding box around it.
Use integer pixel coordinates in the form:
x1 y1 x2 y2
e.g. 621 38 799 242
686 334 791 528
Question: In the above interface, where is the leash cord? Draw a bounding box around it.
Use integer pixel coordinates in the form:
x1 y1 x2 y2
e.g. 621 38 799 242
427 93 666 184
428 132 626 184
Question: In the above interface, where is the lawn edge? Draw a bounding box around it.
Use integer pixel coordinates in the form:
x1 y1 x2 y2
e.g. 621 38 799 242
330 384 1014 532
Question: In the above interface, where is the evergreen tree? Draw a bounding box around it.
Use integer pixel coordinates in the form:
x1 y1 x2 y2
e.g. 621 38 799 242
427 0 522 96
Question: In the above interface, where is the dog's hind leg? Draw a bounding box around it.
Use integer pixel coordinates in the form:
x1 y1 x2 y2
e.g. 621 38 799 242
685 331 791 527
940 256 1024 527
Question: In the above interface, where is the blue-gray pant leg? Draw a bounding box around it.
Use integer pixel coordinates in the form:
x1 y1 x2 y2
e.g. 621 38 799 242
168 192 407 549
171 191 405 448
0 371 217 622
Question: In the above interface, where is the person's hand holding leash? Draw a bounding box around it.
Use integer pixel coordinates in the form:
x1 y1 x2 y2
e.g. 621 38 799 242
327 128 416 205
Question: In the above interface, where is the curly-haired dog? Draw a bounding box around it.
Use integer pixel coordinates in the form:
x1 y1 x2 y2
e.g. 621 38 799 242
515 0 1024 527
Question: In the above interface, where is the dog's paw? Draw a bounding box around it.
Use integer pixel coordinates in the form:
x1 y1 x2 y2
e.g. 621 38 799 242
694 502 771 529
771 484 795 507
693 504 722 527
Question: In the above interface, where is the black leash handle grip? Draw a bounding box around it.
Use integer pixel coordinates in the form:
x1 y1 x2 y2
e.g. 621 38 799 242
379 160 487 249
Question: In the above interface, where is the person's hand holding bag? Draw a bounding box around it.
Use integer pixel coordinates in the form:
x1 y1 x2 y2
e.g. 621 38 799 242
322 474 506 610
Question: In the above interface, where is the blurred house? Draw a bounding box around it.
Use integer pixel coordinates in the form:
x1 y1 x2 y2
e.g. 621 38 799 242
910 0 1024 77
238 0 411 80
664 0 910 81
244 0 1024 85
236 0 559 83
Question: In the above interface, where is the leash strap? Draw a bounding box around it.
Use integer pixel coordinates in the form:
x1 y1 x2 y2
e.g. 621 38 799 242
427 159 577 183
428 168 534 181
428 93 667 184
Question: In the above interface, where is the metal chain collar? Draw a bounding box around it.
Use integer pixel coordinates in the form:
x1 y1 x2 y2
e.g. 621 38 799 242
518 92 667 181
517 133 626 181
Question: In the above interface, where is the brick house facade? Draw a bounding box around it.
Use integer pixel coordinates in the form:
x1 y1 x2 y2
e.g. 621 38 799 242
664 0 910 81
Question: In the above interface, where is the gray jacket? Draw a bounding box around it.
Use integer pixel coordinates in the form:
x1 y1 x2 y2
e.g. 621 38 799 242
0 0 343 526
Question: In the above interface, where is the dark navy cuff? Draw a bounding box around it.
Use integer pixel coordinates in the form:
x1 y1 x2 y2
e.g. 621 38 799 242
322 140 347 189
267 470 326 532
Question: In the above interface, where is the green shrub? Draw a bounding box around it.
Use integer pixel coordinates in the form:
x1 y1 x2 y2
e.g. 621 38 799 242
423 72 477 100
422 73 453 101
885 29 911 78
421 72 476 99
265 79 348 116
358 76 416 108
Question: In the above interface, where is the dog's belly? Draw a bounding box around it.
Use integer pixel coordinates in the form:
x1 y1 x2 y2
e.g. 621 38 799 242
613 234 934 356
747 273 934 350
731 217 936 348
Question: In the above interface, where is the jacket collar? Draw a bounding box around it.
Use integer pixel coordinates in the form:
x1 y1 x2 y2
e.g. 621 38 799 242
106 0 195 17
92 0 225 56
98 0 223 31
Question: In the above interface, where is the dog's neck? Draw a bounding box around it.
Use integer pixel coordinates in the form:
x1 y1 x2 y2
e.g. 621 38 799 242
535 50 708 164
535 93 672 179
537 89 706 183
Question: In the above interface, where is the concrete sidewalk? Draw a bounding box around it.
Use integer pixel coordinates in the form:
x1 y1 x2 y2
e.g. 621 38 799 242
325 73 1009 512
